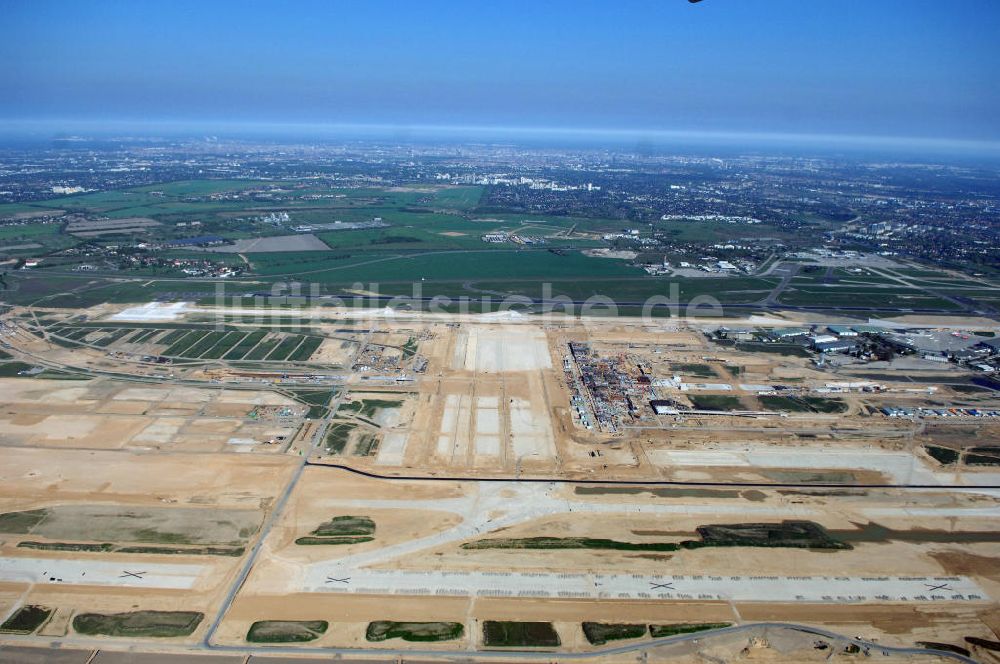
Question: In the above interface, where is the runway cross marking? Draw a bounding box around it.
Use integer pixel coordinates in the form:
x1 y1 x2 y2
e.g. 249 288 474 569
650 581 675 590
119 570 146 579
924 582 952 593
326 576 351 584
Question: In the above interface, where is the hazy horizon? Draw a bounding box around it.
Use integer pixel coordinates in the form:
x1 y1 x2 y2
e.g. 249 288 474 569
3 0 999 148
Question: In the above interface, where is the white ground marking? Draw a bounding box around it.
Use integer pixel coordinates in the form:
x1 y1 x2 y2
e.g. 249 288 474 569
376 432 409 465
474 397 501 457
455 326 552 372
109 301 191 322
305 482 815 579
509 398 556 459
436 394 460 458
305 568 987 604
299 480 994 604
650 445 1000 486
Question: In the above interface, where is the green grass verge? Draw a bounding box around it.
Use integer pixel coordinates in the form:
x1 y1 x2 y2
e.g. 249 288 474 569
648 622 732 638
582 622 647 645
683 521 850 550
72 611 204 638
0 606 53 634
734 342 812 357
246 620 328 643
312 515 375 537
758 395 846 413
294 536 374 545
925 445 960 465
482 621 560 648
461 537 679 552
296 515 375 545
366 621 464 642
0 508 48 533
18 542 115 553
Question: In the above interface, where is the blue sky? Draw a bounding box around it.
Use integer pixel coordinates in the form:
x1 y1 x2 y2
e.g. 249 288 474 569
2 0 999 142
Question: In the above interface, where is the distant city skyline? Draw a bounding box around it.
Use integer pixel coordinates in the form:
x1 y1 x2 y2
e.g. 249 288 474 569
3 0 999 145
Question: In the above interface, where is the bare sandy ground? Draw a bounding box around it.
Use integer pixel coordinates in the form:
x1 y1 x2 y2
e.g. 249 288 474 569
3 307 1000 657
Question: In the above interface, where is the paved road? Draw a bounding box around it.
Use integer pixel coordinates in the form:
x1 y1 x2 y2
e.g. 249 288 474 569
200 329 371 647
306 568 986 605
0 622 979 662
760 262 800 307
305 459 1000 491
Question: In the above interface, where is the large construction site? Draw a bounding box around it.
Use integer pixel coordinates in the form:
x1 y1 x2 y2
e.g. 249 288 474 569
1 301 999 663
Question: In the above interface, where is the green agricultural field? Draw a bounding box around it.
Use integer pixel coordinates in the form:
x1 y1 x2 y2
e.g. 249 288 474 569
0 509 49 535
244 336 281 360
222 330 267 359
323 421 356 453
655 219 797 243
158 328 192 344
688 395 745 411
0 203 59 216
759 395 846 413
354 432 379 456
163 330 210 356
254 249 646 284
288 388 335 408
672 362 716 377
480 276 778 305
93 327 137 348
0 222 61 240
198 331 247 359
264 334 305 361
241 251 374 276
0 508 48 533
129 328 161 343
734 342 812 357
287 335 323 361
179 331 229 358
429 185 484 209
339 398 402 419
